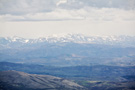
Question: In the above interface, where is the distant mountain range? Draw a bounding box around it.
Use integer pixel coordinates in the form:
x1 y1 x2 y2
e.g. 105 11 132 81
0 34 135 66
0 34 135 90
1 34 135 47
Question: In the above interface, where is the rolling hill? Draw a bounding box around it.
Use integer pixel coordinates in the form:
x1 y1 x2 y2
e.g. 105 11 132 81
0 70 85 90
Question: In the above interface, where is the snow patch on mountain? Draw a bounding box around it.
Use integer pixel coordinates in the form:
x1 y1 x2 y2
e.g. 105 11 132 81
0 34 135 47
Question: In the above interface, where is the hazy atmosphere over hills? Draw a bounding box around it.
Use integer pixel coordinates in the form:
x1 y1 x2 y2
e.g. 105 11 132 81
0 0 135 90
0 34 135 66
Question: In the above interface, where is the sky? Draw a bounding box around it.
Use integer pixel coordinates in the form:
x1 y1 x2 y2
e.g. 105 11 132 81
0 0 135 38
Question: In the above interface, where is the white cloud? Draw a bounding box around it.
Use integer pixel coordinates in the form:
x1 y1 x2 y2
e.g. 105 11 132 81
58 0 135 10
0 0 135 22
56 0 67 6
0 0 135 15
0 7 135 22
0 0 135 38
0 0 58 15
0 14 25 21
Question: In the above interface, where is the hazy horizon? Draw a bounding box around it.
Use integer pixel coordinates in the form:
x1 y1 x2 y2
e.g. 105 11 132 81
0 0 135 38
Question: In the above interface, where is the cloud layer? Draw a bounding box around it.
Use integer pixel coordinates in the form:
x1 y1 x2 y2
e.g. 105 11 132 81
0 0 135 21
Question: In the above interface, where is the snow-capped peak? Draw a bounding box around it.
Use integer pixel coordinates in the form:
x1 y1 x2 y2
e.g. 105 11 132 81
0 34 135 47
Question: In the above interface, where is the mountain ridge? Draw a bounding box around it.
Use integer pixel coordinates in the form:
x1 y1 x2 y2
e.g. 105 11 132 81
0 34 135 66
1 34 135 47
0 70 85 90
0 62 135 81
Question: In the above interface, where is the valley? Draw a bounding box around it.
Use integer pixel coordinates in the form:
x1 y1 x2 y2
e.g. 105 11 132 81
0 34 135 90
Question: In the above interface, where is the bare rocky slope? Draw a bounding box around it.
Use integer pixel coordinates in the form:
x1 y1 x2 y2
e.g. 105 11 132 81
0 70 85 90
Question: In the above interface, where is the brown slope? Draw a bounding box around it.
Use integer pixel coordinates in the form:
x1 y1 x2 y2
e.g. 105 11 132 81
0 70 86 90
